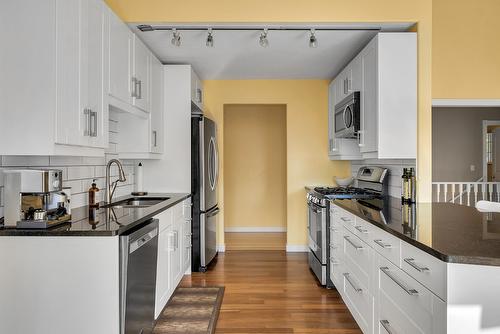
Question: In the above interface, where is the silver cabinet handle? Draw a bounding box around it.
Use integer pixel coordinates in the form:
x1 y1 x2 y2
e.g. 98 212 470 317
380 320 397 334
404 258 430 272
355 225 368 234
329 242 337 249
330 257 340 265
343 273 362 293
174 230 179 250
196 88 202 103
344 235 364 250
380 267 418 295
152 130 157 147
374 239 392 249
90 111 98 137
137 79 142 99
131 77 137 97
83 108 91 136
340 217 352 222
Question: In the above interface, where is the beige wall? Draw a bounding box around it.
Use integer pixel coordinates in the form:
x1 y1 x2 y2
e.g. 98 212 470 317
432 107 500 181
224 104 287 229
433 0 500 98
204 80 350 247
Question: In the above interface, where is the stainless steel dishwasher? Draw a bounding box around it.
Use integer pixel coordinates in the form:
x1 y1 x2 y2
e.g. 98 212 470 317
120 219 159 334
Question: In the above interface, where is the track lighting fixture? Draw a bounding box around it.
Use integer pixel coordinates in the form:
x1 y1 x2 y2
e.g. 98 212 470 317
259 29 269 48
309 29 318 48
206 28 214 47
171 28 181 47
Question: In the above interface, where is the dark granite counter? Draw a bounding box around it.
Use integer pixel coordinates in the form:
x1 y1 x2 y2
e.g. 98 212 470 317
0 193 190 236
330 196 500 266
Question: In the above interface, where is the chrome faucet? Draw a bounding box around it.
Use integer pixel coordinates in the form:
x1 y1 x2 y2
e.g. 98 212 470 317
105 159 127 204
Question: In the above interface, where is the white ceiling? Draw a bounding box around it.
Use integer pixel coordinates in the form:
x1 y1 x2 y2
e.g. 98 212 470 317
129 23 414 80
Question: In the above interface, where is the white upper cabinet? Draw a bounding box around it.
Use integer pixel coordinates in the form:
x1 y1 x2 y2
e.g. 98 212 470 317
328 32 417 160
0 0 107 156
54 0 109 149
150 56 164 154
132 36 151 113
360 33 417 159
108 9 133 106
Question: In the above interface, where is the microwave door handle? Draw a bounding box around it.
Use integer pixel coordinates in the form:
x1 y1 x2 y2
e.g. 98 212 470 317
343 105 350 129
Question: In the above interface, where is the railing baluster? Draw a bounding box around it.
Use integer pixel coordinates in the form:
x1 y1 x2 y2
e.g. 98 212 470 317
467 183 471 206
459 183 463 205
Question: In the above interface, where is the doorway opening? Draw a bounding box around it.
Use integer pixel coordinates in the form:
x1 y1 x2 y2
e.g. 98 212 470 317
483 120 500 182
223 104 287 250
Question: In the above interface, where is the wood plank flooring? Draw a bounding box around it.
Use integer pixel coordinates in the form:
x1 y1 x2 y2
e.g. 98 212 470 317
180 251 361 334
225 233 286 251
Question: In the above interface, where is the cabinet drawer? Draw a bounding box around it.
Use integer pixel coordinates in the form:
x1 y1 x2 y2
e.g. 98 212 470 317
343 268 373 334
333 205 356 229
370 225 401 266
376 255 436 333
401 241 447 301
329 252 344 289
343 229 372 289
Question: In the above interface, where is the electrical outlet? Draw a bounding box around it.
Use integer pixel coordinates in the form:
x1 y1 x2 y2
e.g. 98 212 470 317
470 165 476 172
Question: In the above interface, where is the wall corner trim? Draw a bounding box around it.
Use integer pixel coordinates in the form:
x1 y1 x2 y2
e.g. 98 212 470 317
286 244 309 252
432 99 500 107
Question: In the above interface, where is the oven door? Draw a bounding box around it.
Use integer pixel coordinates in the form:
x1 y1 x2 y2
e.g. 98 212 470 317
307 201 326 264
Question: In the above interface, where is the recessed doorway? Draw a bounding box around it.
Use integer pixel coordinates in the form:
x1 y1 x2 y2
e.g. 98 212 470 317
223 104 287 250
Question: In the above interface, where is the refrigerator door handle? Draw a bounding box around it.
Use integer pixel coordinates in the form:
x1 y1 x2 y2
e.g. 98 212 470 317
208 137 216 191
214 136 219 189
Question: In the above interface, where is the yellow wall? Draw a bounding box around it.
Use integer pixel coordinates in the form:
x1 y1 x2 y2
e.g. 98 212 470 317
105 0 433 246
205 80 350 247
433 0 500 98
224 104 287 229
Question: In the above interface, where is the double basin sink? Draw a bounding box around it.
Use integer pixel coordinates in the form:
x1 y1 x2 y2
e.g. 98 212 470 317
101 197 170 209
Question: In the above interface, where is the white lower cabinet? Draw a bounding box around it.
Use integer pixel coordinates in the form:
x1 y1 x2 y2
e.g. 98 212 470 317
330 202 446 334
154 199 192 319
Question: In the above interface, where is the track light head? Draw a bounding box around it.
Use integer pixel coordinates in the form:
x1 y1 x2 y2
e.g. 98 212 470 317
309 29 318 48
206 28 214 47
171 28 181 47
259 29 269 48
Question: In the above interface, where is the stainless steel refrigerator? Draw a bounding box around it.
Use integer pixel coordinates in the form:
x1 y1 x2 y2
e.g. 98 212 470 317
191 112 219 272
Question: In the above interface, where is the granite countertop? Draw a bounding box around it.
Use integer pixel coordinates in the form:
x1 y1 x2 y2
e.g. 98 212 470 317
331 196 500 266
0 193 190 236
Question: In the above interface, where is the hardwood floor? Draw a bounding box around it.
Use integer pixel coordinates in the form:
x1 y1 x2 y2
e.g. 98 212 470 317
180 251 361 334
225 233 286 251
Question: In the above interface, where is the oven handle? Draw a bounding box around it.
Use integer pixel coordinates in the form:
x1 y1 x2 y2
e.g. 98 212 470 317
307 202 323 214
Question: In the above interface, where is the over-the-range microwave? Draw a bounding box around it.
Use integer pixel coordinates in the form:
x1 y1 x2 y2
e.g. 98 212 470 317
334 91 360 138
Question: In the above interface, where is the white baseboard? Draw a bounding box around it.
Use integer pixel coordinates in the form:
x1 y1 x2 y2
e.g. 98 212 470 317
286 244 309 252
217 244 226 252
432 99 500 107
225 227 287 233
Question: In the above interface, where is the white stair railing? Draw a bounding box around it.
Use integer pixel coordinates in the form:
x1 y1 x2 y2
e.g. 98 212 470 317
432 182 500 206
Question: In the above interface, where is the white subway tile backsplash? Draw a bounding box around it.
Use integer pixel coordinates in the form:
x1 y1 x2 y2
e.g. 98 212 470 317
2 156 50 167
67 166 94 180
49 156 83 166
63 180 83 194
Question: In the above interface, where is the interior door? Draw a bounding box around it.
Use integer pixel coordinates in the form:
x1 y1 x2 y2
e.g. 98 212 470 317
203 117 218 211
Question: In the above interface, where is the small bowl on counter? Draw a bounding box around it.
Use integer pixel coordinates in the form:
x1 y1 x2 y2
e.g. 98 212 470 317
335 176 354 187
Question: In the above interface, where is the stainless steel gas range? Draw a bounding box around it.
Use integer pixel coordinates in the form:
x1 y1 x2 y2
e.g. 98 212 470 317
306 166 388 286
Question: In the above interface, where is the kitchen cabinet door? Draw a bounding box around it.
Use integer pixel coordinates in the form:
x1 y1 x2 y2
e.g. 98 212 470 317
150 56 164 153
155 209 173 319
109 9 133 105
54 0 84 147
350 55 362 92
360 40 378 154
170 217 183 287
86 0 108 148
133 36 151 112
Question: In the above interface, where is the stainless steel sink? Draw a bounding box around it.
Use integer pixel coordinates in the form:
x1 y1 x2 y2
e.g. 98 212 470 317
102 197 170 208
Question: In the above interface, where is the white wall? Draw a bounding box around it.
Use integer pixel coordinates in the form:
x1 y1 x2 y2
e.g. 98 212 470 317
0 111 136 218
351 159 416 198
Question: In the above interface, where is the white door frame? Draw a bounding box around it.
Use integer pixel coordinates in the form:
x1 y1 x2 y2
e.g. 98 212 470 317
482 120 500 181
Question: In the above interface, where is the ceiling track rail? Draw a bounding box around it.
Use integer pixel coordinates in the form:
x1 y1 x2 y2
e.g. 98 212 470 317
137 24 382 32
